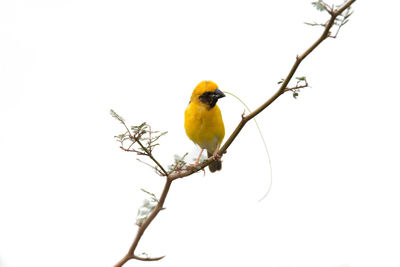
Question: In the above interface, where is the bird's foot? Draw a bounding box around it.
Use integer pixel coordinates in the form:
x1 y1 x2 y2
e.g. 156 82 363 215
187 161 206 175
212 150 222 162
188 161 200 169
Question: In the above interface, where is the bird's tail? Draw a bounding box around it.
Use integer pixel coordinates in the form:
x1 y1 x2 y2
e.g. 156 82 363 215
207 151 222 172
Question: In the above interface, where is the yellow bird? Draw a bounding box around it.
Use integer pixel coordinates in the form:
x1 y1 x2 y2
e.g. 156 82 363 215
184 81 225 172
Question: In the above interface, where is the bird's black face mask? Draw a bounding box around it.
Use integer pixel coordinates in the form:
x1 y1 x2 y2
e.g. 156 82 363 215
199 89 225 109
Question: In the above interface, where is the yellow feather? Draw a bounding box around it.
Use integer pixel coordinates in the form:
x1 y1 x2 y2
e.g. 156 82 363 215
184 81 225 172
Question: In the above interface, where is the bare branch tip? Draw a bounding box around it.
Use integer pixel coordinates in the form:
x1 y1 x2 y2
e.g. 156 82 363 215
133 254 166 261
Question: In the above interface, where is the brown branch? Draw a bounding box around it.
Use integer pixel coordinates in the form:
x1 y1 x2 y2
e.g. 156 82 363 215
217 0 356 158
113 1 357 265
114 178 172 267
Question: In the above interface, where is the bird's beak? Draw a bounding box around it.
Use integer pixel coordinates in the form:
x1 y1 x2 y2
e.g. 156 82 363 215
214 88 225 99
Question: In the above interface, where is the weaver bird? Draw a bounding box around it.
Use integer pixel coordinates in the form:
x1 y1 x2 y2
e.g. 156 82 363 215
184 81 225 172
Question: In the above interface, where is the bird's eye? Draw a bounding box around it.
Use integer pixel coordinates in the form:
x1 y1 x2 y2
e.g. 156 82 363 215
199 91 211 100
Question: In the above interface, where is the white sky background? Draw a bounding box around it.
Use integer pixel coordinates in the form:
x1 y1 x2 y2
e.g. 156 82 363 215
1 0 399 267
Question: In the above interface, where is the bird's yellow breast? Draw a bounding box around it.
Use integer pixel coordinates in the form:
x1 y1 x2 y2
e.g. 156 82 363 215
184 100 225 153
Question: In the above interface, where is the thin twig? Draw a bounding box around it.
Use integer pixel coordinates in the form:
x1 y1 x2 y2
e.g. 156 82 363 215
284 80 309 93
136 158 161 174
133 255 165 261
136 139 169 176
120 146 146 155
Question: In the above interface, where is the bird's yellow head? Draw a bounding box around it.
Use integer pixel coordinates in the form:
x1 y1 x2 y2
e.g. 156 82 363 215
190 81 225 109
